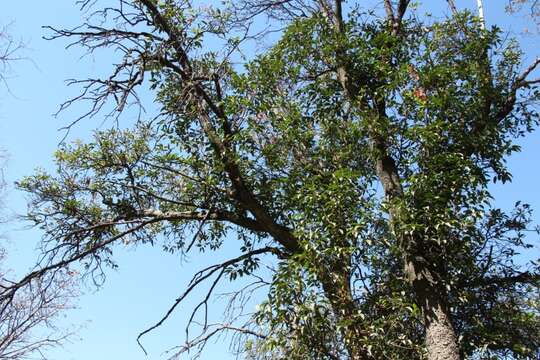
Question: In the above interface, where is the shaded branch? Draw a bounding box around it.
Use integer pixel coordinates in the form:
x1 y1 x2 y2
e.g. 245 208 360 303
384 0 411 34
466 271 540 288
493 57 540 123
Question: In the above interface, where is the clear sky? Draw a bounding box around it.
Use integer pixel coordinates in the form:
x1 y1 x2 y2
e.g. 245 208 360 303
0 1 539 360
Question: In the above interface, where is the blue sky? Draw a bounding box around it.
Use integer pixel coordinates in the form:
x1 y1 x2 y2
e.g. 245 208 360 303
0 1 539 360
0 2 245 359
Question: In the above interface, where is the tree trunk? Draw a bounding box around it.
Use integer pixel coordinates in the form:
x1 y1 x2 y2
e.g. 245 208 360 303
373 116 460 360
318 266 370 360
405 258 461 360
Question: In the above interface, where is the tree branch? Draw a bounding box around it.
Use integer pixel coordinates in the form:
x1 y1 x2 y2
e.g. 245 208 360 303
136 246 279 354
493 57 540 123
466 271 540 288
137 0 301 253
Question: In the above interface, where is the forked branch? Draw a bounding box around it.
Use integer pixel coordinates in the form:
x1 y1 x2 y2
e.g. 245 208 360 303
136 246 280 354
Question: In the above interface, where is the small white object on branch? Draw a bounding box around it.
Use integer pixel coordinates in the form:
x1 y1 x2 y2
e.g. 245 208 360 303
477 0 485 29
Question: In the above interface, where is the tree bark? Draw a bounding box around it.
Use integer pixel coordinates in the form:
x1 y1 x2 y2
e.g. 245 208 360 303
325 1 460 356
405 258 461 360
374 141 461 360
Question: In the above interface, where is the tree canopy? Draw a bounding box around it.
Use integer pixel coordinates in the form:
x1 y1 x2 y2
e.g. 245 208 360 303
3 1 540 359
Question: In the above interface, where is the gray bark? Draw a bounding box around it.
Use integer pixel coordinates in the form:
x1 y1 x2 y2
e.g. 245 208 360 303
405 258 461 360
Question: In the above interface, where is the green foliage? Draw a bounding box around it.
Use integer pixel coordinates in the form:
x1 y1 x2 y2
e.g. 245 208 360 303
14 2 540 359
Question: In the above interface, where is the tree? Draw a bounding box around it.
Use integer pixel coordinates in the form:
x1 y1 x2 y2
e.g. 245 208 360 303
0 24 76 360
0 23 23 90
5 1 540 359
506 0 540 25
0 258 75 360
506 0 536 12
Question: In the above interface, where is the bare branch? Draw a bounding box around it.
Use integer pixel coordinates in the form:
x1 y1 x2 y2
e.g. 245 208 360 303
0 255 77 359
0 220 150 306
136 246 279 354
0 22 25 91
168 323 266 360
494 57 540 122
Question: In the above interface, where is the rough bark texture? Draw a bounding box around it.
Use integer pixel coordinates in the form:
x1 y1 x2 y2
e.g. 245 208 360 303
307 1 463 358
405 258 461 360
424 301 461 360
375 148 461 360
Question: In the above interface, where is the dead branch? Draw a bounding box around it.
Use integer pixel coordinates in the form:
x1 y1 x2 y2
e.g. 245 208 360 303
136 246 279 354
0 257 77 359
